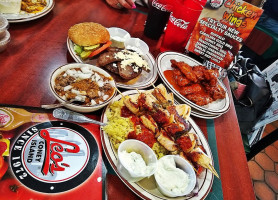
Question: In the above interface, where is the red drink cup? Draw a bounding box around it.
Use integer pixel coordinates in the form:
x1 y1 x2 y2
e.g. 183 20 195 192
160 0 204 53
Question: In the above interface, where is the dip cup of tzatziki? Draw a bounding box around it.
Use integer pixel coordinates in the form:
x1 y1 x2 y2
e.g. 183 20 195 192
154 155 196 197
117 139 157 182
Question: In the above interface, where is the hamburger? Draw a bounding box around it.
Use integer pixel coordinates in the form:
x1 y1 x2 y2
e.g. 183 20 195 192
68 22 112 60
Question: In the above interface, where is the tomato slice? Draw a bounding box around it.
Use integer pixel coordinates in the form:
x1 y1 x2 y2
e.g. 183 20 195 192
88 40 112 58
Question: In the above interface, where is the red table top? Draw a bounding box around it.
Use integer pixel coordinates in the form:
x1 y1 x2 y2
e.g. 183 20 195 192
0 0 255 199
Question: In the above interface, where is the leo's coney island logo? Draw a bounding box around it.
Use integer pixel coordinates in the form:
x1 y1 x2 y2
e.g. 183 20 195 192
0 108 13 127
169 13 190 30
10 121 99 193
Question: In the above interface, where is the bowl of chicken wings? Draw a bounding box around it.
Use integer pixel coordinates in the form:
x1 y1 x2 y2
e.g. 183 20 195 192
156 52 230 115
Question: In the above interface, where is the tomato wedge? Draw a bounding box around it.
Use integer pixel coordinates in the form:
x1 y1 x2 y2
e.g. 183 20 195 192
88 40 112 58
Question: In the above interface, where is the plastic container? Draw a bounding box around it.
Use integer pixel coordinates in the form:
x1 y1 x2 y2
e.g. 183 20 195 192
117 139 157 182
0 0 22 13
0 15 9 40
0 30 10 52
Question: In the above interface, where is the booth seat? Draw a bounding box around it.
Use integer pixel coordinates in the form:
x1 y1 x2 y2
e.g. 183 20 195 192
244 24 278 60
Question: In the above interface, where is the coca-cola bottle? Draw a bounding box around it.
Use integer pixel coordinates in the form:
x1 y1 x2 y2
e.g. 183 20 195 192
143 0 172 40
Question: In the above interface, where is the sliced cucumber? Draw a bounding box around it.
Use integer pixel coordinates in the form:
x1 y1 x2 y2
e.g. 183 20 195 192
80 50 92 59
84 44 100 51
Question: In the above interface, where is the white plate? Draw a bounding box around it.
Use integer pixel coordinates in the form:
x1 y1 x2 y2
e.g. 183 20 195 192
174 99 221 119
191 109 222 119
2 0 55 23
156 52 230 115
100 90 214 200
67 37 158 90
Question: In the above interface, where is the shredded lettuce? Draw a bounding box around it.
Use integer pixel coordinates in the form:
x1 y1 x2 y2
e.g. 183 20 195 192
74 44 83 55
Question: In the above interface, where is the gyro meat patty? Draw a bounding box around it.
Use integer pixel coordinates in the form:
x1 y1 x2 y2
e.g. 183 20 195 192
118 64 142 80
97 51 121 67
104 62 120 75
97 48 150 82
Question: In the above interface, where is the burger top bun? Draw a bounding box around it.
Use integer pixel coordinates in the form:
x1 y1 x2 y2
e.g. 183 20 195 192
68 22 110 47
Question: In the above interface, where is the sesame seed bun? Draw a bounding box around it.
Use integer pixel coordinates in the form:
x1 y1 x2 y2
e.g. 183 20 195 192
68 22 110 46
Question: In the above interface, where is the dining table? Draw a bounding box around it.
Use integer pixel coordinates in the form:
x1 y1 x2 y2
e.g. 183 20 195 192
0 0 255 199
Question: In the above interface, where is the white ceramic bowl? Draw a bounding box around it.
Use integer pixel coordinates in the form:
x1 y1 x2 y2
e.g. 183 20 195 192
108 27 131 41
124 37 149 55
108 27 131 48
117 139 157 182
154 155 196 197
50 63 117 113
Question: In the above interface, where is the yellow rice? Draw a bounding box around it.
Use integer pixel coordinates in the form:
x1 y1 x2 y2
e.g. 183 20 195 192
102 99 168 158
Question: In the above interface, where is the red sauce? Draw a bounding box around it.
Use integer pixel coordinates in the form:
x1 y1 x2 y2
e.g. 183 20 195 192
136 128 156 148
128 131 137 140
121 106 135 118
163 70 182 92
126 115 156 148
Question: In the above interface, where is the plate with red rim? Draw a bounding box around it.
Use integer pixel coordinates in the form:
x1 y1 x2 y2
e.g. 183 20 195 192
67 37 158 90
156 52 231 115
100 90 214 200
2 0 55 23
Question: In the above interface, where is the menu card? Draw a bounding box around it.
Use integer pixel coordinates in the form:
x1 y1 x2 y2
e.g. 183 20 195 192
187 0 263 68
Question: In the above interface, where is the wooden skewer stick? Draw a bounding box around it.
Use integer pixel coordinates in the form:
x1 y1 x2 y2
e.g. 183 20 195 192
206 163 220 179
115 87 124 97
193 166 198 173
209 163 219 176
136 88 141 94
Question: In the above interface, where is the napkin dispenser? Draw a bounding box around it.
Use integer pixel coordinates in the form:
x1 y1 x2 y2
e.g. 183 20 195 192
0 0 22 13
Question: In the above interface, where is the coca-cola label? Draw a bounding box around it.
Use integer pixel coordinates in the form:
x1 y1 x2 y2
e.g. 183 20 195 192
10 121 99 193
169 14 190 30
0 108 13 127
152 0 168 12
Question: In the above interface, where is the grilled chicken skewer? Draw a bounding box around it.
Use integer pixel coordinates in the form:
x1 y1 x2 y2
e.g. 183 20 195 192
188 147 219 179
117 85 219 178
176 132 219 178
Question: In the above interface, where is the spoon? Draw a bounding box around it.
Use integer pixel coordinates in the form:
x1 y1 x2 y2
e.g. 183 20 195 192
53 108 106 126
41 99 82 109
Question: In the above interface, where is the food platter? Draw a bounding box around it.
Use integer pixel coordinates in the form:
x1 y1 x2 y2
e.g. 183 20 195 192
67 37 158 90
2 0 55 23
100 90 214 200
156 52 230 116
191 109 222 119
174 99 222 119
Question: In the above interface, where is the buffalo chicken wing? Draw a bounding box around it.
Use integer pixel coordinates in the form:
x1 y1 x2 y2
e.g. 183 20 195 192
170 60 226 106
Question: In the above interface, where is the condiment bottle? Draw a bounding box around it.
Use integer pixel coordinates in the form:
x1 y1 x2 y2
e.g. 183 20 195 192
0 107 49 131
